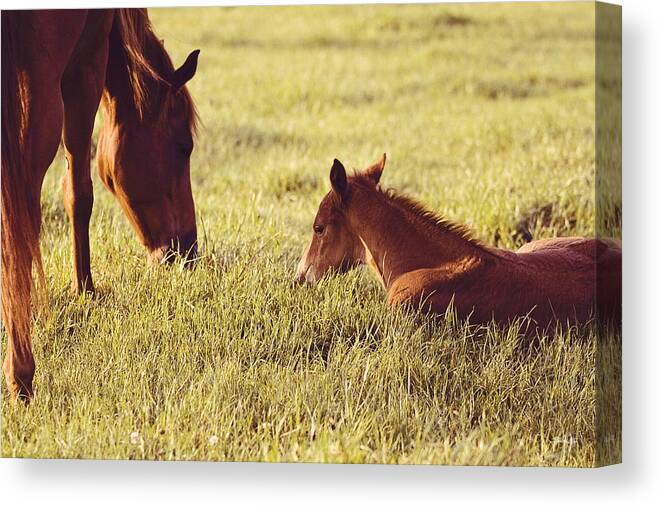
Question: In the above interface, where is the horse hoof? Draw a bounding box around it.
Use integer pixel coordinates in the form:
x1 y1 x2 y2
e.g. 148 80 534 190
4 371 34 404
71 280 95 296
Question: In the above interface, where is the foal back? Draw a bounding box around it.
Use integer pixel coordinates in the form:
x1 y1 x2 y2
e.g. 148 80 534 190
515 237 621 324
388 237 621 327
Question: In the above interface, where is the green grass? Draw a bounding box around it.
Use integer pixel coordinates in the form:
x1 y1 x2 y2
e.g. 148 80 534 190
2 2 621 466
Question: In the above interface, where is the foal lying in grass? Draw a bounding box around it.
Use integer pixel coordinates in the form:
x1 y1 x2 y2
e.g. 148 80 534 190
295 154 621 328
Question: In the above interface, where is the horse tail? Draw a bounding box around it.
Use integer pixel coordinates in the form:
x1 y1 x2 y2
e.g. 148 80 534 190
111 8 163 119
1 11 42 396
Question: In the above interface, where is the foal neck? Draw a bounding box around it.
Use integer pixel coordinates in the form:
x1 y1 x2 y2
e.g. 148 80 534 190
346 184 490 289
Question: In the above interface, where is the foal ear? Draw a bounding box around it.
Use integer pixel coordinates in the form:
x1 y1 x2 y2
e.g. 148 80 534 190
170 49 200 91
330 159 348 200
364 153 387 184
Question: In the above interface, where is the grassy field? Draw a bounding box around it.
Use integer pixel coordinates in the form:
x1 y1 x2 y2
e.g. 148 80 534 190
2 3 621 465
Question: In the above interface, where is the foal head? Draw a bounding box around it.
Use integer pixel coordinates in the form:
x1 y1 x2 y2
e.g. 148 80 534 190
295 154 386 284
98 47 200 265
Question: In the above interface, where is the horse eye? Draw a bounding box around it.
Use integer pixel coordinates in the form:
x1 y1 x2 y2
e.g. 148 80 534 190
313 224 325 235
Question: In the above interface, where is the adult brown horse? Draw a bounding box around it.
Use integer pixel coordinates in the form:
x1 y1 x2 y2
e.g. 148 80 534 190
296 155 621 328
2 9 200 401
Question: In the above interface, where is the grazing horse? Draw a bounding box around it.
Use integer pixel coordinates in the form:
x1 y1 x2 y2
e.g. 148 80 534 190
296 154 621 328
1 9 200 401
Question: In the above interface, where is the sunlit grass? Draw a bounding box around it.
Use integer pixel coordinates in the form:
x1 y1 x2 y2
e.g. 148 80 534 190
2 2 620 466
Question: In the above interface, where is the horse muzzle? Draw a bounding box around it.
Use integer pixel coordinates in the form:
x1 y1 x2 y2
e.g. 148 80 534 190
294 263 318 285
149 230 198 265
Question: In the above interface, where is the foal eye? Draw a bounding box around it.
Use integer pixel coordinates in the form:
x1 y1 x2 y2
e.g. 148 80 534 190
313 224 325 235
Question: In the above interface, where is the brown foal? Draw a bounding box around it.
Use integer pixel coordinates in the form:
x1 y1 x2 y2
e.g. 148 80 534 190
296 155 621 328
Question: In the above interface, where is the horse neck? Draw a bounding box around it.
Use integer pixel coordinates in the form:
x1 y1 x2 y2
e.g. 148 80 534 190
346 185 489 289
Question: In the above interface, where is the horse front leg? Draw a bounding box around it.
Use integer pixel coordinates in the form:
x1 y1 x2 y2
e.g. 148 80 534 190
3 68 72 402
3 66 67 402
61 14 112 295
2 10 89 401
61 109 96 295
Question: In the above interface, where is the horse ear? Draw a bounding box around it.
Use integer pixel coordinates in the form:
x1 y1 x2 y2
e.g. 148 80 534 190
364 153 386 184
330 159 348 200
171 49 200 91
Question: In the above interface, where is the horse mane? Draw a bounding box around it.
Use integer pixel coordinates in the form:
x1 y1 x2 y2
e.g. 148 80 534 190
350 172 491 253
112 9 198 132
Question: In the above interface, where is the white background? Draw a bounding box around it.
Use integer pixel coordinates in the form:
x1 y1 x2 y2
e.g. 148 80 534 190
0 0 658 505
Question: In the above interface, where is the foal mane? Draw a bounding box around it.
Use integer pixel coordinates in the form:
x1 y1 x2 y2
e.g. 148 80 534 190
112 9 198 131
351 172 490 253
